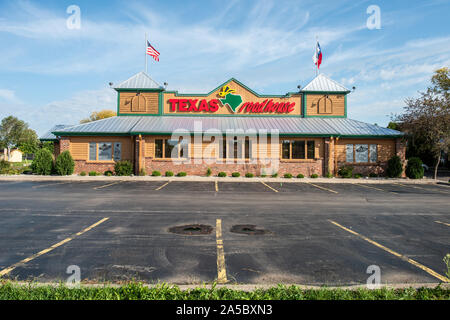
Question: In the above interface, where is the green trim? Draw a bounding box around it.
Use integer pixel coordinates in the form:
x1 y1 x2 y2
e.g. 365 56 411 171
303 92 348 118
116 91 120 115
344 95 347 118
39 138 58 142
302 94 306 118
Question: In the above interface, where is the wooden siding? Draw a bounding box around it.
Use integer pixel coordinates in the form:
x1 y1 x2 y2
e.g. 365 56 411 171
336 138 395 163
119 91 159 114
306 94 345 116
69 136 134 161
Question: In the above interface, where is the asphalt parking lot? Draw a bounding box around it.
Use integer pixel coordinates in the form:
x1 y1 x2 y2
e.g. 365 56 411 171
0 180 449 286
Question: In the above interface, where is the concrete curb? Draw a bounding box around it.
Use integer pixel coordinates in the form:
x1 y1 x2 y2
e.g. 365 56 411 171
3 281 449 291
0 174 440 184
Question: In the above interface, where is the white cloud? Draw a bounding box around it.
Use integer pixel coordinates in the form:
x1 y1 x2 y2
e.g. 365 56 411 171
0 87 116 135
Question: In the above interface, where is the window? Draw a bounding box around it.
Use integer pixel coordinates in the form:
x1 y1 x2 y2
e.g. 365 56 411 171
154 139 189 158
155 139 163 158
281 140 315 160
98 142 112 160
221 137 227 159
282 140 290 159
345 144 378 163
369 144 377 163
88 142 121 161
355 144 368 163
89 143 97 161
165 139 178 159
346 144 353 163
307 141 315 159
292 140 305 159
113 143 122 161
245 138 252 159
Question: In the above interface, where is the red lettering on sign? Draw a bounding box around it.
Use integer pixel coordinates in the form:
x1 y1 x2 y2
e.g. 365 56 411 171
168 98 295 114
188 99 198 112
168 99 178 112
208 99 219 112
198 99 209 112
178 99 188 112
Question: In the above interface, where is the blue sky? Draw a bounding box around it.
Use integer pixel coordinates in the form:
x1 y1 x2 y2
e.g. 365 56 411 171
0 0 449 135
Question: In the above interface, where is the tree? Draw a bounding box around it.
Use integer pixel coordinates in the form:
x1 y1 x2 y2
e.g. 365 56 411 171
395 68 450 179
80 110 116 123
17 128 39 155
0 116 39 159
387 122 399 130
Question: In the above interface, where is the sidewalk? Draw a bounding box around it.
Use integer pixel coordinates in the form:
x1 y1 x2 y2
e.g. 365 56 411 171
0 174 443 184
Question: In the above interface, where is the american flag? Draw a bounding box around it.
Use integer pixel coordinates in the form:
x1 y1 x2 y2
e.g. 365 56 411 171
146 41 160 61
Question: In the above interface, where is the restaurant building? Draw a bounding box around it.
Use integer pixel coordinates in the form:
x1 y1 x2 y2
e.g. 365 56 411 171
41 72 405 176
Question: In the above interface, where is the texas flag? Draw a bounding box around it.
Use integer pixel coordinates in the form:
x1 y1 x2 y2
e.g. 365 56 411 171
312 41 322 69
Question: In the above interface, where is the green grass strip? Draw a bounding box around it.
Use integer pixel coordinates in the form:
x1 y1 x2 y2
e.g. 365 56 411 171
0 282 449 300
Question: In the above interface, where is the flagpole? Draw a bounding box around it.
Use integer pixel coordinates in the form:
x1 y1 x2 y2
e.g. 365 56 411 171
145 32 148 74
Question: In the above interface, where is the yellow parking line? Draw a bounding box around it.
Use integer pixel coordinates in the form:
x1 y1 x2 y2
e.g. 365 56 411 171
0 217 109 277
394 183 449 194
93 181 122 190
352 183 397 194
215 180 219 192
216 219 228 283
260 181 278 192
32 182 70 189
155 181 170 191
328 220 450 283
306 182 338 194
435 221 450 227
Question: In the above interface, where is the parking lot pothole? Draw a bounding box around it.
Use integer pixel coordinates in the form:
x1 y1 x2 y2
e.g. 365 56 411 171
230 224 271 235
168 224 213 235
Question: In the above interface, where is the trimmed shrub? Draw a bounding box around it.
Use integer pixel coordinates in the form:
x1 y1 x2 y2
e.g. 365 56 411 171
310 173 319 178
324 171 333 178
165 171 174 177
405 157 424 179
177 172 187 177
0 160 10 174
260 174 267 178
369 172 378 178
353 173 362 179
206 168 212 177
31 149 53 175
386 155 403 178
152 170 161 176
104 170 114 176
271 173 278 178
338 166 353 178
139 169 146 176
284 173 293 179
114 160 133 176
218 172 227 177
296 173 305 179
79 171 87 176
245 173 254 178
231 172 240 177
88 171 98 176
55 151 75 175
